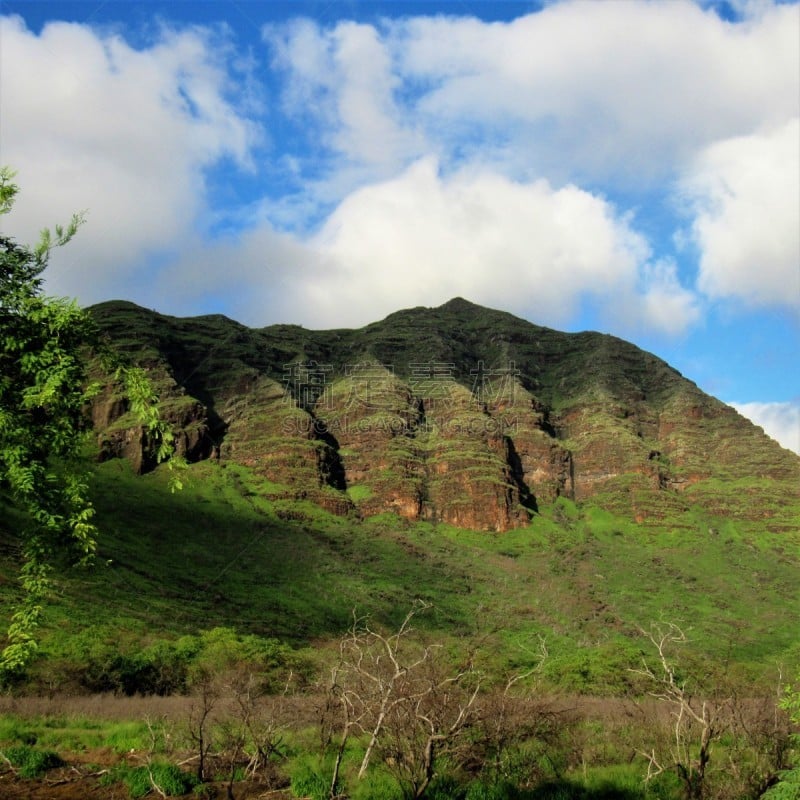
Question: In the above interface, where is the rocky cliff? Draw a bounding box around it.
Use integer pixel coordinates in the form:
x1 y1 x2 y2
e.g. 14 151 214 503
87 298 800 531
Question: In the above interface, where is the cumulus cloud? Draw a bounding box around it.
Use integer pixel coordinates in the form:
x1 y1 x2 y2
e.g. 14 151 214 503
304 159 650 328
151 223 325 324
0 15 259 301
156 158 698 333
731 401 800 454
625 260 702 336
681 119 800 312
268 1 799 189
251 1 795 334
1 2 795 342
266 17 425 199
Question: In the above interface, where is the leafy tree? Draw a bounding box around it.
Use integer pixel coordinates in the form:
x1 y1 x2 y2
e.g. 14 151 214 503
762 675 800 799
0 167 173 677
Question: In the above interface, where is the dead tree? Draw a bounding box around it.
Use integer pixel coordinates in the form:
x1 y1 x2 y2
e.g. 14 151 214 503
326 656 370 799
350 602 435 780
187 671 218 783
472 636 552 785
384 656 482 798
631 622 730 800
326 602 483 798
227 668 291 779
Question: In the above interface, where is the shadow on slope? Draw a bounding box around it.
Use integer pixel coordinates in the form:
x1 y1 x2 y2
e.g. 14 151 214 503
48 459 475 643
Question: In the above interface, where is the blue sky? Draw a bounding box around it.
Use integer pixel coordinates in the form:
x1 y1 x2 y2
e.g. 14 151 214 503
1 0 798 452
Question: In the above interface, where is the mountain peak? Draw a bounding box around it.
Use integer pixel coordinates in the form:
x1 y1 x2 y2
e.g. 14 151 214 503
437 296 483 313
88 299 800 532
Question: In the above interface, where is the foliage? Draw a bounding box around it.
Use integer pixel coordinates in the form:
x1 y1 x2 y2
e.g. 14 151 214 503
465 780 524 800
781 675 800 730
631 623 729 800
349 768 404 800
0 167 175 678
761 770 800 800
28 625 295 696
188 626 292 683
423 773 469 799
761 675 800 800
1 168 96 673
0 743 63 778
102 762 197 798
525 780 643 799
322 602 482 798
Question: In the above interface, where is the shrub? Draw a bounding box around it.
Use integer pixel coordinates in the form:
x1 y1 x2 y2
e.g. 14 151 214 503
1 744 63 778
121 766 157 799
762 675 800 800
148 763 198 795
527 782 590 799
761 769 800 800
101 762 197 798
425 774 468 800
0 718 36 745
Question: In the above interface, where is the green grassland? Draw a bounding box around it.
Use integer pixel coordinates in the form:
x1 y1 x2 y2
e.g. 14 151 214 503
1 457 797 695
2 298 798 796
1 456 799 798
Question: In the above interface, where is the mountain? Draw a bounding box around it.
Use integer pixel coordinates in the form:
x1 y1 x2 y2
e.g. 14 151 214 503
87 298 799 533
1 297 798 696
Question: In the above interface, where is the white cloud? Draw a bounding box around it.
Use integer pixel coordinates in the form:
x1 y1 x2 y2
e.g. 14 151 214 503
0 15 259 302
1 2 795 343
627 260 702 336
305 158 652 327
266 17 424 191
151 223 325 325
681 118 800 312
269 2 799 189
730 400 800 454
254 1 797 331
156 158 698 333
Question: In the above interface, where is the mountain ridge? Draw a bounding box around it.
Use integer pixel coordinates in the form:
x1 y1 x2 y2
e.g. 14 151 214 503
87 297 799 532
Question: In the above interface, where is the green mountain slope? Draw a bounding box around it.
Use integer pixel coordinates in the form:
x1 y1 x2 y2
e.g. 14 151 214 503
1 297 798 692
1 456 797 694
88 297 799 530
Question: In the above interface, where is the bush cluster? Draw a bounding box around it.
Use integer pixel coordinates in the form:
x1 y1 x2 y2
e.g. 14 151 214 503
32 626 296 696
1 743 63 778
100 762 197 798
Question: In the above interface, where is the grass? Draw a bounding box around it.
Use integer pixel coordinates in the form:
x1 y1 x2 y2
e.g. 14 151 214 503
0 300 797 709
1 298 797 797
0 710 165 753
0 691 792 799
0 743 63 778
100 762 197 798
1 454 797 697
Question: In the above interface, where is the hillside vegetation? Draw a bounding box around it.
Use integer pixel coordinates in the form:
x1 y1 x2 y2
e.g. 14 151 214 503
1 455 796 691
1 298 798 798
87 298 800 531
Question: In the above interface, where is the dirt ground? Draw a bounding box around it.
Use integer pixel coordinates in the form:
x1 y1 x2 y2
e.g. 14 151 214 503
0 694 316 798
0 768 295 800
0 747 295 799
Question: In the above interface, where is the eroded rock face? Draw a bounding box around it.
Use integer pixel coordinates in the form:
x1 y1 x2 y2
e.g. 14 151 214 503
88 299 800 530
93 370 214 474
